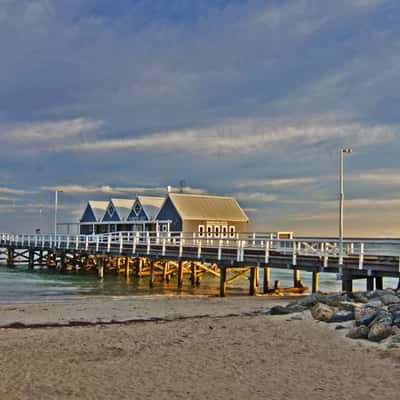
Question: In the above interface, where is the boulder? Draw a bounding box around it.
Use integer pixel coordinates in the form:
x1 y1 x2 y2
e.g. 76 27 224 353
368 321 393 342
379 293 400 306
338 301 361 312
347 325 369 339
297 294 326 308
286 304 307 313
368 310 392 328
311 303 336 322
392 310 400 327
329 310 354 323
269 305 293 315
389 303 400 312
365 299 383 309
384 334 400 349
351 292 369 304
356 311 378 327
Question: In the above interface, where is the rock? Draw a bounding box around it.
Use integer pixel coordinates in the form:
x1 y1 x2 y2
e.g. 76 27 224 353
347 325 369 339
329 310 354 323
369 310 392 328
311 303 336 322
379 293 400 306
356 311 378 327
335 325 346 330
365 299 383 309
269 305 293 315
324 293 350 307
392 310 400 327
297 294 326 308
368 321 393 342
338 301 361 312
286 304 307 313
392 325 400 336
352 292 369 303
388 303 400 312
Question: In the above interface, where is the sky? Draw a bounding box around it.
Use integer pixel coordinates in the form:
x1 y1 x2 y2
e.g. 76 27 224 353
0 0 400 236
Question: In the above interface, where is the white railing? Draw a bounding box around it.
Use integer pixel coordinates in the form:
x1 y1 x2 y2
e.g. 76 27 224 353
1 231 400 260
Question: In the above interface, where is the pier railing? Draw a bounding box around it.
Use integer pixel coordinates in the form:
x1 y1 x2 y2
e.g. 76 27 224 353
1 231 400 262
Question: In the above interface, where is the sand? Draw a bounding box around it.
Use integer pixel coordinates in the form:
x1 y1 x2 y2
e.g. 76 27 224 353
0 296 399 400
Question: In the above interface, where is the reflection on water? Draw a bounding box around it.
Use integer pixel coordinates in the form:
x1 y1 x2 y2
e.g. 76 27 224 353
0 264 398 304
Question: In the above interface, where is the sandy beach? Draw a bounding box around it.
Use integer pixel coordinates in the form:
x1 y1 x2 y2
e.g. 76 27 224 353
0 296 399 400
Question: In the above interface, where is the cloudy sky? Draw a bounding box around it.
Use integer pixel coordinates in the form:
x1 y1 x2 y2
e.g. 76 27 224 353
0 0 399 236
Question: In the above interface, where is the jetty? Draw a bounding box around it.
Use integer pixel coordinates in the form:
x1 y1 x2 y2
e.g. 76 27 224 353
1 232 399 296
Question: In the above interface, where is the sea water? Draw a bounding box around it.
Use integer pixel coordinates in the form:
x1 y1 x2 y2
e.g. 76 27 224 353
0 263 398 304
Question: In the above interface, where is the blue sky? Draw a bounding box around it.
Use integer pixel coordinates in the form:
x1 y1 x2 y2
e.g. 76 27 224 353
0 0 400 236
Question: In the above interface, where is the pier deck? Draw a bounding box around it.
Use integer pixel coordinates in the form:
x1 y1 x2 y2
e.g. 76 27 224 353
1 232 399 295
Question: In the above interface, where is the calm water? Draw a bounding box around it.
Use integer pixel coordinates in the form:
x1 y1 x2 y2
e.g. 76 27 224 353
0 263 398 304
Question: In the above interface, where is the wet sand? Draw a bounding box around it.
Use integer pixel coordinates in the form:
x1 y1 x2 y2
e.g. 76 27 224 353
0 296 399 399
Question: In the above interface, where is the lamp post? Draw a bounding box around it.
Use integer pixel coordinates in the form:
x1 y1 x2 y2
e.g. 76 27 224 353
54 189 63 235
339 147 352 268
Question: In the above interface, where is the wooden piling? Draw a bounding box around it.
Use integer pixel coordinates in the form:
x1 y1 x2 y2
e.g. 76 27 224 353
177 260 184 288
249 267 257 296
98 258 104 279
219 267 227 297
375 276 383 290
366 276 374 291
125 257 130 278
263 267 271 293
293 269 301 288
149 260 154 288
28 249 34 269
191 263 197 287
312 271 319 293
342 278 353 293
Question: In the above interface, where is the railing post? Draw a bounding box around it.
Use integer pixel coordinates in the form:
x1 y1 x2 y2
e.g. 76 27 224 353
236 240 241 263
292 241 297 266
132 236 136 255
265 240 270 264
241 240 245 262
96 235 99 252
147 235 151 255
179 233 183 258
358 243 364 270
162 238 166 256
85 236 89 251
197 240 202 259
76 235 79 250
66 236 70 249
107 235 111 253
119 232 123 254
218 240 222 260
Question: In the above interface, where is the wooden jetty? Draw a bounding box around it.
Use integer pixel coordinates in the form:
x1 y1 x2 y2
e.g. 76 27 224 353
1 232 399 296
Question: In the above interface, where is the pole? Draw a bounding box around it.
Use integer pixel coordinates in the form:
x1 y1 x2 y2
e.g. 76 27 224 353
339 149 344 269
54 190 58 235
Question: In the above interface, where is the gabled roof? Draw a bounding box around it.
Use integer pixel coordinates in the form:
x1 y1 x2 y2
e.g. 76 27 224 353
160 193 248 222
110 198 135 221
137 196 165 220
80 200 109 222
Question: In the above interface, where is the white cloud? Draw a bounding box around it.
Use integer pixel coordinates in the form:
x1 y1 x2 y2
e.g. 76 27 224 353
235 192 277 203
236 177 317 189
0 118 102 145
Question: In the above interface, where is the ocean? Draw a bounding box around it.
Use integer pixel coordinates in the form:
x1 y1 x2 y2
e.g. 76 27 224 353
0 263 398 304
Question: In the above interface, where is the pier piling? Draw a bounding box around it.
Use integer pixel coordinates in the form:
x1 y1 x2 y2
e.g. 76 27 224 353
263 267 270 293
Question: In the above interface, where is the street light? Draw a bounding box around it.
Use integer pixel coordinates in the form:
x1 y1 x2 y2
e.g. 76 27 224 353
54 189 63 235
339 147 352 267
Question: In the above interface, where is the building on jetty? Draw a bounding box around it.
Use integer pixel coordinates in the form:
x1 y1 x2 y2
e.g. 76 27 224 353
78 191 248 237
80 196 165 234
155 192 248 236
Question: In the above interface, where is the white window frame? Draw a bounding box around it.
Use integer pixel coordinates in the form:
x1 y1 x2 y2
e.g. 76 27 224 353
214 225 220 238
229 225 236 238
198 225 205 238
206 225 212 238
222 225 228 238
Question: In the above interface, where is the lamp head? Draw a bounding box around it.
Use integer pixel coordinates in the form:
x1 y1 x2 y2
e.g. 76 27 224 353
341 147 352 154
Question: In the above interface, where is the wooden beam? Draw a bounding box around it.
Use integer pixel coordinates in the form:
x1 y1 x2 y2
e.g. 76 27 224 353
375 276 383 290
149 260 154 288
293 269 301 288
177 260 184 288
366 276 374 291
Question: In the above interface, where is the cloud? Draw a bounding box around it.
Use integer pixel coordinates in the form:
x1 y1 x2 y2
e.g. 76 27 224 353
235 192 277 203
0 118 102 146
235 177 317 189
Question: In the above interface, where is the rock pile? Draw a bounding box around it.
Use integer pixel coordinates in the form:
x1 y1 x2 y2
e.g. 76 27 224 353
268 289 400 346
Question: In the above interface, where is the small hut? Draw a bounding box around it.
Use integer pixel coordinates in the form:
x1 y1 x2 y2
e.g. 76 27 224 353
79 200 109 234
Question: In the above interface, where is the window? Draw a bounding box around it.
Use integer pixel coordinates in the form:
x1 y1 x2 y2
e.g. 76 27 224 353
108 205 114 217
198 225 204 237
222 226 228 238
229 225 236 238
161 224 168 232
214 226 220 237
134 202 141 215
207 226 212 238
